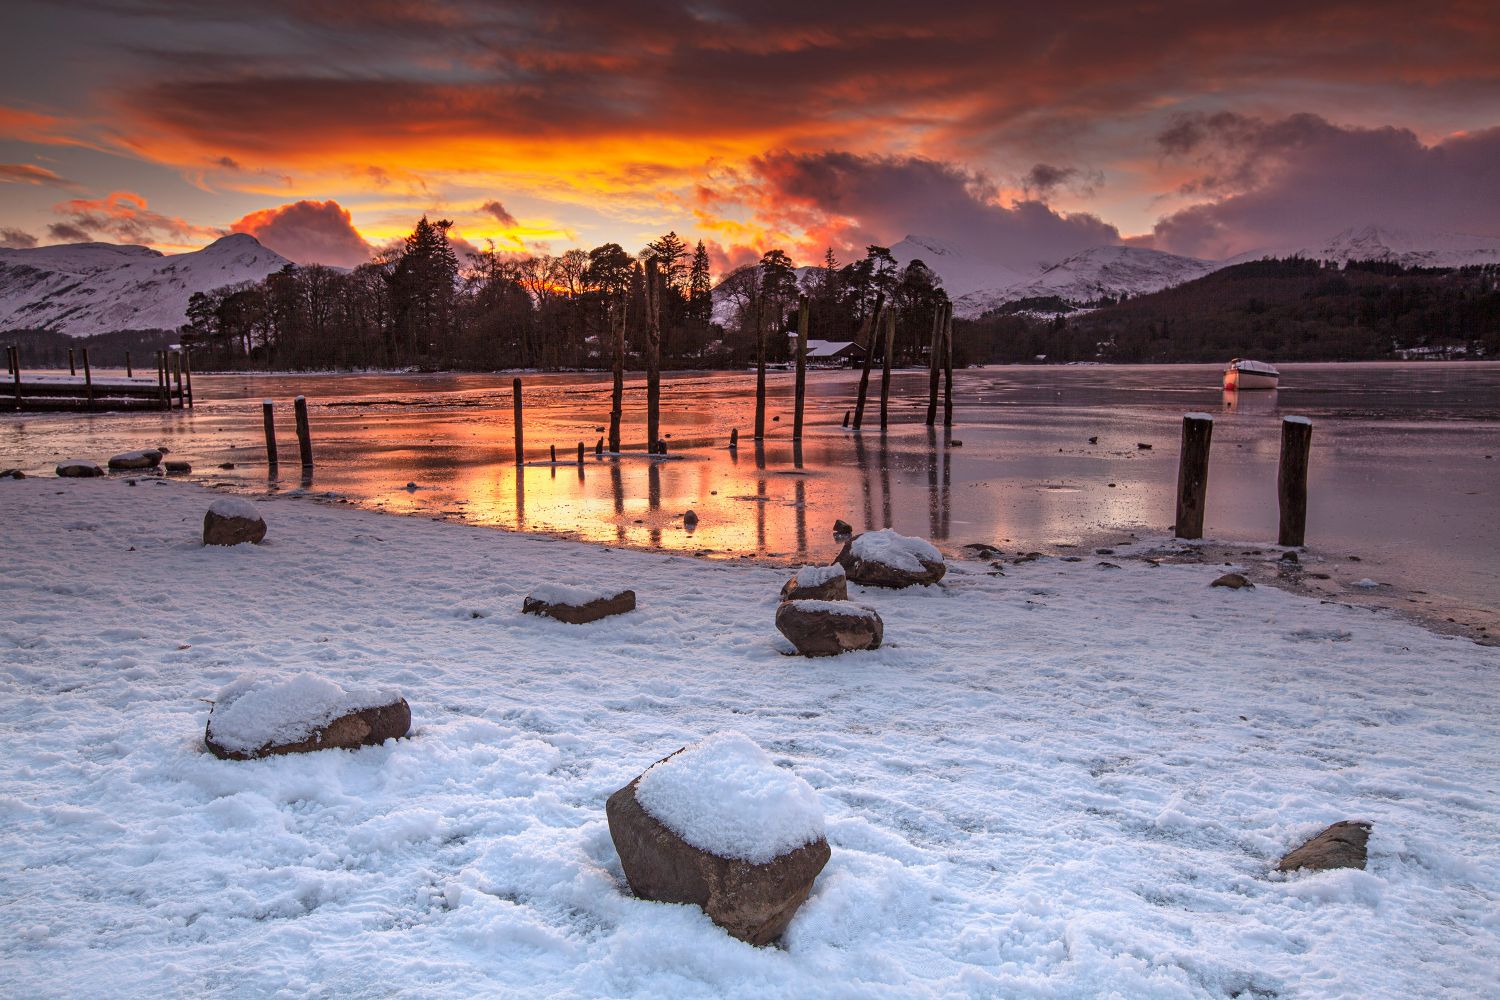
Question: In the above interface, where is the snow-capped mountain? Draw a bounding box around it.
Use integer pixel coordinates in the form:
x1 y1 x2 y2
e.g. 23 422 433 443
888 235 1024 298
1227 225 1500 270
0 233 292 336
952 246 1216 318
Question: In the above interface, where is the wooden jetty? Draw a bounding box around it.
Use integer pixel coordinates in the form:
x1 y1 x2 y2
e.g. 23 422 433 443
6 347 192 413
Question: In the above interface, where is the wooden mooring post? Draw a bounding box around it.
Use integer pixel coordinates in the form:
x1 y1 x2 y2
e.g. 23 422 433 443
1278 416 1313 547
878 308 895 431
645 257 662 454
792 293 809 441
942 301 955 428
173 351 185 409
925 304 943 425
262 400 278 470
753 299 767 442
1174 413 1214 539
577 441 585 465
9 347 19 407
512 377 524 464
851 292 885 430
68 348 76 376
550 444 557 464
125 351 133 378
729 427 739 450
156 351 168 409
82 348 94 411
183 350 193 408
294 395 313 470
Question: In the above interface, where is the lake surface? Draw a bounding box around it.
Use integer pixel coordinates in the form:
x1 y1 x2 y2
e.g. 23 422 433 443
5 362 1498 630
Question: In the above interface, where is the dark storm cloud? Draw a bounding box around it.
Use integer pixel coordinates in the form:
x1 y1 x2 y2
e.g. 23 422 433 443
229 199 373 267
1150 114 1500 257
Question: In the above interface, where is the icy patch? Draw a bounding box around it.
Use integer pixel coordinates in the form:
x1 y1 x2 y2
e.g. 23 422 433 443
794 563 845 587
208 497 262 521
635 733 824 864
785 599 876 618
1354 578 1381 589
527 583 619 607
850 529 942 574
206 672 400 753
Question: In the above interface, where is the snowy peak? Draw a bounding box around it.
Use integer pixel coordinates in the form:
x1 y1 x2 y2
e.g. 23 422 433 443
889 234 1023 297
952 245 1214 318
1230 226 1500 270
0 235 293 336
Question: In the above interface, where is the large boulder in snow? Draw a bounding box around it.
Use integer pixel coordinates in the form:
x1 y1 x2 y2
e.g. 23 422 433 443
523 584 635 624
775 600 882 657
56 459 104 478
107 449 162 471
1277 820 1372 873
203 497 266 546
606 734 830 945
836 529 946 588
779 563 847 602
204 672 410 761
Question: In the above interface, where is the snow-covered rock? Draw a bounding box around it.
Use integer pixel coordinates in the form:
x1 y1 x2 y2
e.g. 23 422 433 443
608 734 830 944
523 584 636 623
779 563 847 601
107 449 162 471
54 459 103 478
775 599 882 656
837 529 946 588
0 234 292 336
204 672 409 760
203 497 266 546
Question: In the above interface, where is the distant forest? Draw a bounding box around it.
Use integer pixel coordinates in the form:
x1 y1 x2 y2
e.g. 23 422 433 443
958 258 1500 364
6 223 1497 370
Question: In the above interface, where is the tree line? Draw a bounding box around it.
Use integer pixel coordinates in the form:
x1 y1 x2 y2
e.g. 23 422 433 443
182 217 954 372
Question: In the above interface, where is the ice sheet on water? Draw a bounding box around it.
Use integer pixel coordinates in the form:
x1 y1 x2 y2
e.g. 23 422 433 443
635 732 825 864
850 529 942 574
206 672 400 753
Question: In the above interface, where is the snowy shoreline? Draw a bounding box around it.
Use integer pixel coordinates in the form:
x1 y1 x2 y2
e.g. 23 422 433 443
1 477 1497 997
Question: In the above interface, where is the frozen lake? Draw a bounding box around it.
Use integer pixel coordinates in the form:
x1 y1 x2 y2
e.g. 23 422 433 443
4 361 1497 630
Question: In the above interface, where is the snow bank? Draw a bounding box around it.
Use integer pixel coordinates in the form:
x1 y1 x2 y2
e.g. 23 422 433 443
206 672 401 753
208 497 262 520
784 599 876 618
850 529 942 573
794 563 845 587
635 733 825 864
527 583 620 606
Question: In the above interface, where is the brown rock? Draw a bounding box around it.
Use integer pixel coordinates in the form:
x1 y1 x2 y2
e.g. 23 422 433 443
606 768 830 945
523 589 636 624
165 461 192 474
107 449 163 471
1277 820 1372 872
203 507 267 546
775 600 882 656
779 568 848 602
1 468 25 479
832 519 853 538
1211 573 1253 589
205 698 411 761
56 460 104 478
836 534 946 589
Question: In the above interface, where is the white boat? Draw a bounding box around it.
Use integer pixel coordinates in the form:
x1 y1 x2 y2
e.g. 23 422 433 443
1223 358 1280 390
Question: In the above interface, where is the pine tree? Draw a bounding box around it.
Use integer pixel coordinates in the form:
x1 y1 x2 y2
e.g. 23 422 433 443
388 216 459 360
645 231 689 292
687 241 712 323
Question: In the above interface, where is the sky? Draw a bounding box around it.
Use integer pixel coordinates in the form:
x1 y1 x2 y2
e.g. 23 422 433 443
1 0 1498 273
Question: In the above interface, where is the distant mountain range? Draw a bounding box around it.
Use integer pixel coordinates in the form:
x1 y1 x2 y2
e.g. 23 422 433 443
3 226 1498 337
0 233 291 336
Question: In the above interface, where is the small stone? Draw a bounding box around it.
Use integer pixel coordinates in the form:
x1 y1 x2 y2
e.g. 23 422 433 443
949 439 962 447
165 461 191 474
1108 483 1117 488
1097 562 1121 570
1088 436 1098 444
108 449 162 471
1277 820 1372 872
1136 442 1152 450
1279 551 1300 563
683 509 699 528
1210 573 1253 589
218 462 235 470
1095 548 1115 555
203 498 267 546
1 468 25 479
1014 552 1043 564
962 542 1003 559
832 519 853 538
523 588 636 624
56 460 104 478
1061 555 1082 562
775 600 882 656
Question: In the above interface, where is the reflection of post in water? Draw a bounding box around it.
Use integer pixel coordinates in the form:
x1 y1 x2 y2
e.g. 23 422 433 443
648 461 662 548
879 433 892 529
940 431 953 539
854 431 874 532
610 460 626 544
794 477 807 559
926 425 940 539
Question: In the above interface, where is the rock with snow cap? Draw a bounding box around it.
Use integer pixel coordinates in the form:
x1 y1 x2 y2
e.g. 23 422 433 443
203 497 267 546
836 529 946 588
779 563 847 602
775 599 882 656
1277 820 1372 872
606 734 830 945
107 449 162 471
55 459 103 478
523 584 635 624
204 672 410 761
1210 573 1253 590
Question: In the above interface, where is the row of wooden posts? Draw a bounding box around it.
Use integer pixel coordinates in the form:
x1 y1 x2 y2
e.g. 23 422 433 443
5 345 191 411
260 396 315 472
1175 413 1313 547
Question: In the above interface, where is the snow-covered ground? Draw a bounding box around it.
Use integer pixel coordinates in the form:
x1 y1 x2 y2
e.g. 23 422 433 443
1 477 1497 998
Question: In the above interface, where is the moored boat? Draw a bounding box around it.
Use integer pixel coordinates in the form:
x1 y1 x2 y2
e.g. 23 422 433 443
1223 358 1280 390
